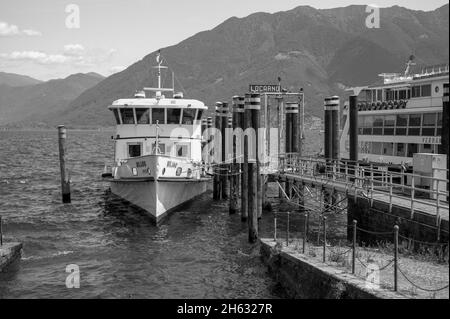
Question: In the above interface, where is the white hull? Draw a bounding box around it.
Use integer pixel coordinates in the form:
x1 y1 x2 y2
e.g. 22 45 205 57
110 179 210 222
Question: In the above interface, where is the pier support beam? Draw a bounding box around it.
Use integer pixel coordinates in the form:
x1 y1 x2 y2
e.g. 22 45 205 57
245 93 260 243
58 125 71 203
441 83 449 201
324 97 340 211
229 97 240 214
221 102 230 200
239 96 248 221
213 103 222 200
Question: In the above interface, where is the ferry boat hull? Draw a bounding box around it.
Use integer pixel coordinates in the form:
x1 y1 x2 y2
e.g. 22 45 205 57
110 178 210 222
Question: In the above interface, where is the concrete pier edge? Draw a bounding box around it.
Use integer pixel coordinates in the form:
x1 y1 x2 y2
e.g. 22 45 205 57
260 238 408 299
0 242 23 272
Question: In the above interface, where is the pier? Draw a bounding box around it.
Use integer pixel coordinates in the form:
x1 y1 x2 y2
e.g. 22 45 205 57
0 217 22 272
208 89 449 298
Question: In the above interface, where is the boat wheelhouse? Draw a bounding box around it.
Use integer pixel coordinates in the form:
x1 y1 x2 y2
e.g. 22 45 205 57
340 61 449 167
104 52 211 222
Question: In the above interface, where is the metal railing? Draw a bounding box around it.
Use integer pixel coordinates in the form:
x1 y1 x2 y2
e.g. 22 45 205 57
272 154 449 225
273 212 449 295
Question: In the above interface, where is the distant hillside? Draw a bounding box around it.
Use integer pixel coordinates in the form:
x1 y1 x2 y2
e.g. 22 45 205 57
6 4 450 128
0 72 42 87
0 73 105 126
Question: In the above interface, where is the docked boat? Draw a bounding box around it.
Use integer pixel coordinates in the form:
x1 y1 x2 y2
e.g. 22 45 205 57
103 52 211 222
340 58 448 167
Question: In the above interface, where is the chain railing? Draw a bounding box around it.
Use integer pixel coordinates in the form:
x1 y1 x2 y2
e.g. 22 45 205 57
272 211 449 295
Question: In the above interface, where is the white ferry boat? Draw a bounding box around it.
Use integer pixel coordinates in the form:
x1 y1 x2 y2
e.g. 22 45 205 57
103 52 211 222
340 58 449 168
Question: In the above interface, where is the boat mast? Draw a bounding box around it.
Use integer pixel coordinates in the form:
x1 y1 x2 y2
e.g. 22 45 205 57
156 50 162 90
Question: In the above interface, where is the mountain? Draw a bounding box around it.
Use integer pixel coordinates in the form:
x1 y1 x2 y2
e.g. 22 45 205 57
0 73 105 127
7 4 450 128
0 72 42 87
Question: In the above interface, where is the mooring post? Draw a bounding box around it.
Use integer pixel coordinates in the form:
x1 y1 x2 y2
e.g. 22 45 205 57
323 98 333 210
286 211 290 246
303 212 308 254
441 83 449 202
221 102 230 200
322 216 327 263
394 225 399 292
58 125 71 203
245 93 259 243
352 219 357 274
274 212 277 242
206 117 213 172
229 97 240 214
0 215 3 246
213 102 222 200
240 96 248 221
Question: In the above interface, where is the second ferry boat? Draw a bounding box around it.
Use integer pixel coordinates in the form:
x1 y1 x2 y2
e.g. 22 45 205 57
103 52 211 222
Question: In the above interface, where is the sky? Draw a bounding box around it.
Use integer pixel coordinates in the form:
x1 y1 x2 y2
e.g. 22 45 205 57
0 0 447 81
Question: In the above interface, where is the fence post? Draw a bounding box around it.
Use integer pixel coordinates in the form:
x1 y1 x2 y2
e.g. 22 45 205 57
0 216 3 246
322 216 327 263
286 212 290 247
394 225 399 292
389 174 393 213
303 212 308 254
274 212 277 242
411 176 415 219
352 219 357 274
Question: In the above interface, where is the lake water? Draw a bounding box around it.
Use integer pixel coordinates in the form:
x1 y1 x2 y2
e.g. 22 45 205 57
0 130 347 299
0 130 287 298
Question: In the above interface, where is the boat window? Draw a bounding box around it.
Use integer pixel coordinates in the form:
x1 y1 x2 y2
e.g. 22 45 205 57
423 113 436 126
371 142 382 155
421 84 431 97
407 143 418 157
411 86 420 98
384 115 395 126
152 108 165 124
396 115 408 126
437 112 442 126
383 142 394 156
128 143 142 158
167 108 181 124
399 90 407 100
377 89 382 101
421 144 433 153
112 109 121 124
136 108 150 124
395 143 406 157
176 144 189 158
151 142 165 155
196 109 204 122
409 114 421 126
373 116 383 127
181 108 196 125
120 108 135 124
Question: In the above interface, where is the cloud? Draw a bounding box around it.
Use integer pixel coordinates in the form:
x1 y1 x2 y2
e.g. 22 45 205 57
109 65 126 74
63 44 85 56
0 51 69 64
0 45 117 67
0 21 42 37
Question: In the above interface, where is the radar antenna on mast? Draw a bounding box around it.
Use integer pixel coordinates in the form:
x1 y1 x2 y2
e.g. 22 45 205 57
404 55 416 77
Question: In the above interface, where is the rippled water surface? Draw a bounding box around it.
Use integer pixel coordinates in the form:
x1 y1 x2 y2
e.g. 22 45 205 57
0 130 292 298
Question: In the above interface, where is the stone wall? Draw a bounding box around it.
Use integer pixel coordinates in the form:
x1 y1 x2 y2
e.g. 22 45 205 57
347 198 449 244
0 242 22 272
260 238 406 299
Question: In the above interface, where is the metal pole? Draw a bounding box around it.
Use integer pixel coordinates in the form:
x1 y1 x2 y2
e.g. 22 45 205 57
322 216 327 263
238 96 248 221
221 102 230 200
394 225 399 292
0 216 3 246
303 212 308 254
213 102 222 200
274 212 277 242
58 125 71 203
286 212 290 246
352 219 357 274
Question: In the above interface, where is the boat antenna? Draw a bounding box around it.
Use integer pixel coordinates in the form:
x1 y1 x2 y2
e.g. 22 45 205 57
155 120 161 155
404 55 415 77
156 49 162 89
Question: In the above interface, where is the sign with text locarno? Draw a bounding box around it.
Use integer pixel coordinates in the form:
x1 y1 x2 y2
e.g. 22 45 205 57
249 84 281 93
